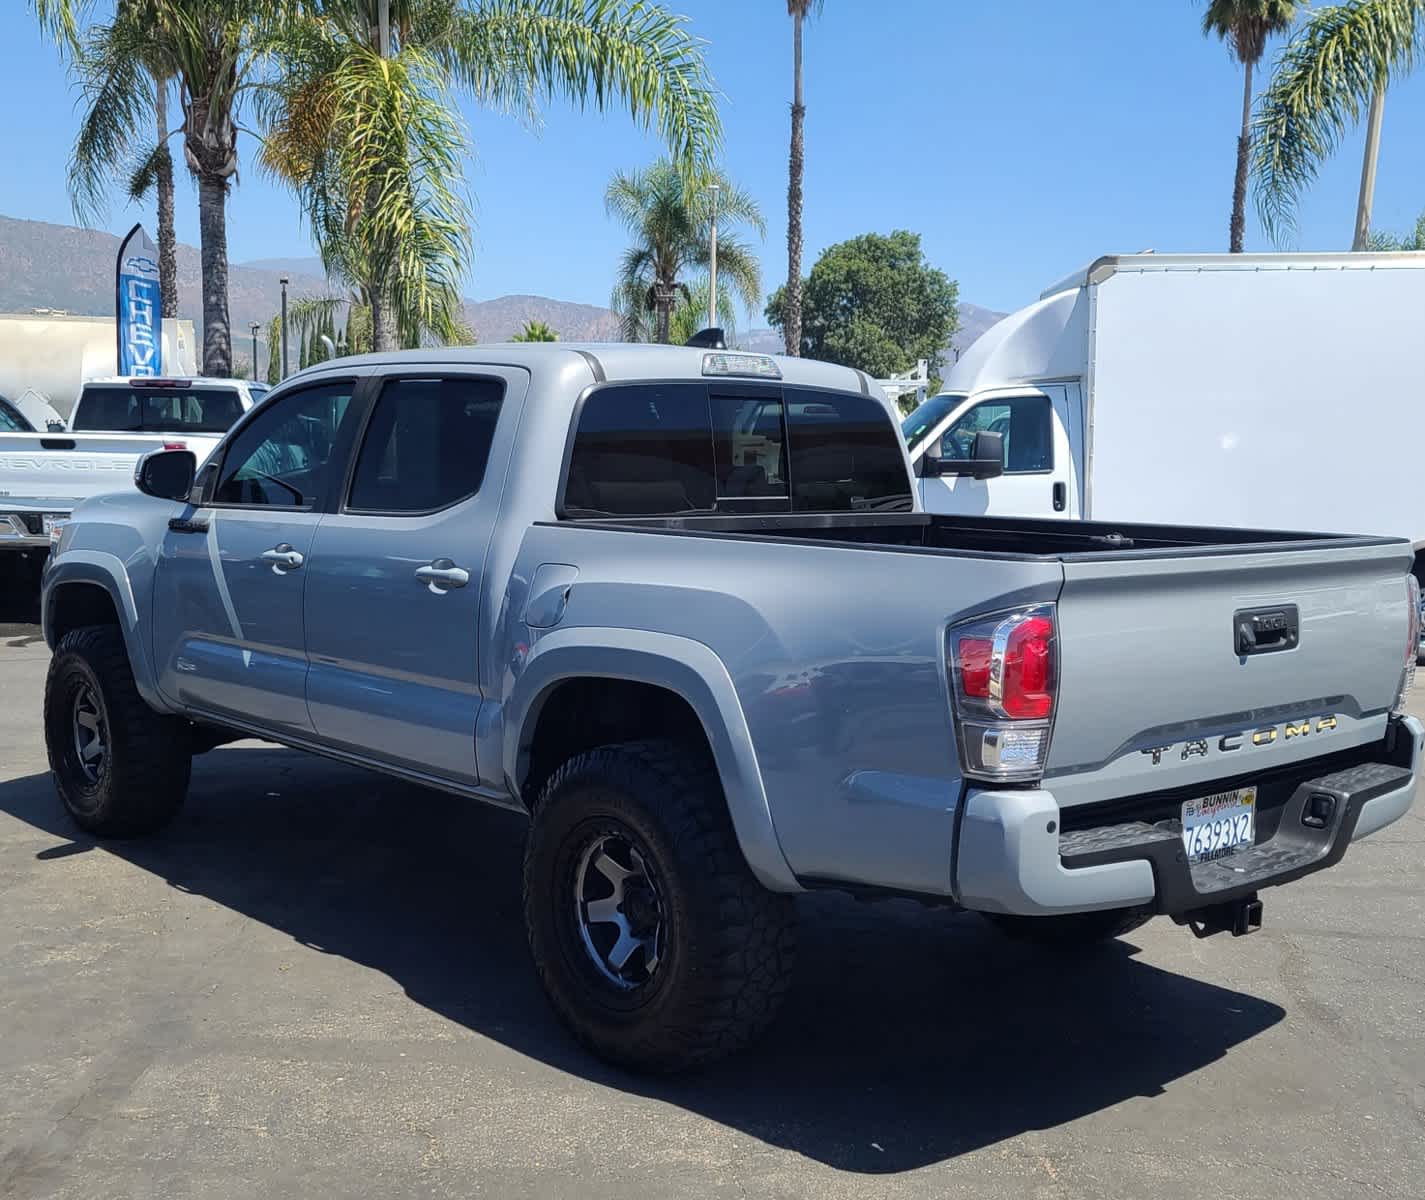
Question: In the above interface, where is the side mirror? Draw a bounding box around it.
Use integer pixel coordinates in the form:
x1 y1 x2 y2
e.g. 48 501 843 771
135 448 197 501
924 431 1005 481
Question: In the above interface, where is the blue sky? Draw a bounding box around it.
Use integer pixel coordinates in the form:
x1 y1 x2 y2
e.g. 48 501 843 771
4 0 1425 322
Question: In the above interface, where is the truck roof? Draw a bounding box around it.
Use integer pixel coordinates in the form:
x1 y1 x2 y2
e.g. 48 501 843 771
289 342 877 395
81 376 253 389
1040 250 1425 299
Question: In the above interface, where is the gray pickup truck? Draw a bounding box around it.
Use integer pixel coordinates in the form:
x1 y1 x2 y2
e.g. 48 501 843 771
40 344 1423 1071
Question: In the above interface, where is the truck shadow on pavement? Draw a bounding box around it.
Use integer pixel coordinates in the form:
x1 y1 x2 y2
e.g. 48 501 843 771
0 745 1285 1175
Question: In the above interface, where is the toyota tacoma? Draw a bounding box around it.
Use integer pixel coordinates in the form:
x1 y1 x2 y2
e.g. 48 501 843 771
40 344 1422 1071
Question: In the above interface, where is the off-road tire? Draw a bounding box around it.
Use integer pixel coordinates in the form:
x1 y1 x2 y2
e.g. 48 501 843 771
982 905 1154 947
44 626 191 837
524 739 796 1073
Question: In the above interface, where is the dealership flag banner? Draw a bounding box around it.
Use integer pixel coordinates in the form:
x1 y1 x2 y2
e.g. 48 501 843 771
115 223 162 376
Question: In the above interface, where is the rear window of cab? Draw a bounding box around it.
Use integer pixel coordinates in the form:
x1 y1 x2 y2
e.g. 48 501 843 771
562 383 911 517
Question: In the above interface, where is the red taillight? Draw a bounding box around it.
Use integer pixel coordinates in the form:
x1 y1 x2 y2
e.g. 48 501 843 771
163 441 187 451
958 635 992 698
948 605 1058 781
1001 615 1054 719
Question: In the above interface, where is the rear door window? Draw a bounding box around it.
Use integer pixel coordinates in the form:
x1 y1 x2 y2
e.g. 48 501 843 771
347 377 504 512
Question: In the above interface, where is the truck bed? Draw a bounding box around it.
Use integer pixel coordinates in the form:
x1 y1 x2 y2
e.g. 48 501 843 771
559 510 1394 560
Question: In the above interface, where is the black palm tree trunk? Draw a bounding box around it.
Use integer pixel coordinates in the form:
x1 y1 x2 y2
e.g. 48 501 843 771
154 79 178 320
785 11 805 356
1230 57 1254 254
196 170 231 375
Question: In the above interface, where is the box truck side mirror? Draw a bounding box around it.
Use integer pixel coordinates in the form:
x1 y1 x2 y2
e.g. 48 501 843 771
925 430 1005 481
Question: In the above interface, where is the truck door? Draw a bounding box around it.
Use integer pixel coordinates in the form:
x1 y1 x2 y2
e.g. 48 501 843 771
918 388 1077 519
151 378 362 733
300 370 521 787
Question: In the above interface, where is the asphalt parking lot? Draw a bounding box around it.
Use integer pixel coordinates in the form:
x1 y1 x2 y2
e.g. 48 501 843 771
2 602 1423 1198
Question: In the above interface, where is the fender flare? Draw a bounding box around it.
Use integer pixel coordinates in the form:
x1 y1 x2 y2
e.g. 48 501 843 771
43 551 170 712
504 626 801 893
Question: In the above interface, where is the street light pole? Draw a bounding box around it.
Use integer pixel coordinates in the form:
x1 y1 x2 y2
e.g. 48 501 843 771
279 277 289 378
249 322 260 378
707 184 720 331
377 0 391 55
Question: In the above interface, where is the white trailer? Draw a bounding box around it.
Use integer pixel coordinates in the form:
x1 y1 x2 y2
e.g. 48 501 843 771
0 311 197 421
901 252 1425 579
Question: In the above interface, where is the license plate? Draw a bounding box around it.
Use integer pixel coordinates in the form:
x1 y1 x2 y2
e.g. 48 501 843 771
1181 787 1256 864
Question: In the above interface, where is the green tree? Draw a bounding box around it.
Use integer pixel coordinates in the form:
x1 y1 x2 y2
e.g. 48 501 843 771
607 159 764 344
344 302 373 355
783 0 823 357
1252 0 1425 248
510 319 559 342
261 0 722 353
33 1 181 319
1202 1 1299 253
265 313 282 383
766 230 958 383
669 274 738 346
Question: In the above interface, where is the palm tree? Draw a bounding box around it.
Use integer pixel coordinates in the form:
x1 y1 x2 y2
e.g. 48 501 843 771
261 0 722 353
783 0 823 357
32 1 179 320
1202 1 1299 253
1368 209 1425 249
1252 0 1425 249
668 275 738 346
510 319 558 342
66 1 296 376
607 159 763 344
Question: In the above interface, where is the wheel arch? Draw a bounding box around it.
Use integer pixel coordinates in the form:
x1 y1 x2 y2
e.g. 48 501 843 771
43 552 168 712
504 627 801 893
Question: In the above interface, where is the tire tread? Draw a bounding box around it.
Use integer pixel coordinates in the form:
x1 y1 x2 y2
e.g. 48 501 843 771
44 625 190 837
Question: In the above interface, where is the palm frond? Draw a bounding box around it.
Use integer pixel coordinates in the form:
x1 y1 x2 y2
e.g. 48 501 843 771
1252 0 1425 244
126 141 173 202
454 0 722 173
68 14 156 224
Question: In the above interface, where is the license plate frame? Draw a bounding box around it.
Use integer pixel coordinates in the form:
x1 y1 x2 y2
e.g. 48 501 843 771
1181 786 1256 865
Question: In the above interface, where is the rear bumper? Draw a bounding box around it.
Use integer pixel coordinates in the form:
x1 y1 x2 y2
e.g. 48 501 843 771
0 503 73 549
955 715 1422 917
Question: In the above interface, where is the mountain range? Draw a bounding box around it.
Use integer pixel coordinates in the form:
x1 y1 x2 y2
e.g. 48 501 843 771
0 214 1004 374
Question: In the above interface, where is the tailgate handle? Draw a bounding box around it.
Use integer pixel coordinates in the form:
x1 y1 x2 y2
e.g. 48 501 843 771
1234 605 1299 656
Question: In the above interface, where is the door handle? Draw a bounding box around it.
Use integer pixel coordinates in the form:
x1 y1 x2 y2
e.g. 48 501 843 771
1052 481 1067 513
261 544 304 573
415 558 469 593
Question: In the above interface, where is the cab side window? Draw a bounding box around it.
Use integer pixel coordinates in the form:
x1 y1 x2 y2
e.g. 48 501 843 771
212 382 355 508
942 395 1052 473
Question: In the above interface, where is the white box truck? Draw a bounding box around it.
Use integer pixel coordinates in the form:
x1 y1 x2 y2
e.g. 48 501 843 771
903 253 1425 582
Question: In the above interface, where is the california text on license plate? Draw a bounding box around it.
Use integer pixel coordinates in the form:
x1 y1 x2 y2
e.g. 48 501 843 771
1181 786 1256 864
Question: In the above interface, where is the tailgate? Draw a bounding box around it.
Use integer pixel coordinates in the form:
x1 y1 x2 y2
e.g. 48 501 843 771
1046 539 1411 805
0 433 165 501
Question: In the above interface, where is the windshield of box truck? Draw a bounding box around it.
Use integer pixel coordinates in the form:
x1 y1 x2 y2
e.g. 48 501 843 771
73 385 245 435
901 393 966 455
